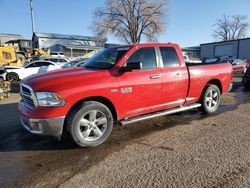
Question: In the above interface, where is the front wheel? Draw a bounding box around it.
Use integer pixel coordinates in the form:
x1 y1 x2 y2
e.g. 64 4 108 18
199 85 221 114
68 101 113 147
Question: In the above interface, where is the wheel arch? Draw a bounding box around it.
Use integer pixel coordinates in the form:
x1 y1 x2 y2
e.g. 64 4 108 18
199 79 222 101
206 79 222 94
64 96 118 130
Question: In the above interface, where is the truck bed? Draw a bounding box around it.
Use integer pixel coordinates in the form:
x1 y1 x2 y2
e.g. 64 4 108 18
185 62 232 105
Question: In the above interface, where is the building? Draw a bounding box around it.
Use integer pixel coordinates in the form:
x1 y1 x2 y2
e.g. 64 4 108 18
0 33 24 45
182 46 200 59
32 32 107 58
200 38 250 60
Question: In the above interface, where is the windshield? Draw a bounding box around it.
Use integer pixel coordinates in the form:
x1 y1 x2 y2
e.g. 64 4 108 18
82 47 130 69
61 61 79 68
20 40 32 49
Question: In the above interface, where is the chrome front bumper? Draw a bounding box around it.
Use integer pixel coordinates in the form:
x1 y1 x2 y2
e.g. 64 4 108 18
20 115 65 138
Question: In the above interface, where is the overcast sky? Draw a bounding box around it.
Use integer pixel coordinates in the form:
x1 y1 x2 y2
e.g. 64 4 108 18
0 0 250 47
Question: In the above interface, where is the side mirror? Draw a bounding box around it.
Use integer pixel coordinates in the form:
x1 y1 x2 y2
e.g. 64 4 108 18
119 62 142 73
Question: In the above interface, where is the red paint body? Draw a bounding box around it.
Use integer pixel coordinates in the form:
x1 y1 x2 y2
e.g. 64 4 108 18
19 44 233 122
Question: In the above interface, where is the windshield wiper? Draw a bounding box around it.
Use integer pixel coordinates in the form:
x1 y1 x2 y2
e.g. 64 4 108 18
83 65 99 69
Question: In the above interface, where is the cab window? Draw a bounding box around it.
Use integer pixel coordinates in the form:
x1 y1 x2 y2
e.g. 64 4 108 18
126 47 157 70
160 47 180 67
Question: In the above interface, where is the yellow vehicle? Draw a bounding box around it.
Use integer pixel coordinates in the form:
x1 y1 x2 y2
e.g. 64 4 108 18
33 48 50 58
1 39 50 67
4 39 50 62
0 46 23 67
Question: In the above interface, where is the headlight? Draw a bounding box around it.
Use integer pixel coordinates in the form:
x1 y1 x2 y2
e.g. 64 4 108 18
36 92 66 107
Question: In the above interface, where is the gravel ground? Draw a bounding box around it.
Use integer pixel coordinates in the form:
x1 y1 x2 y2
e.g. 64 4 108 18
0 77 250 188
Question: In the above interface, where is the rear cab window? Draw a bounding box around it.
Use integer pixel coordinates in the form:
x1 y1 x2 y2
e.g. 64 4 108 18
160 47 180 67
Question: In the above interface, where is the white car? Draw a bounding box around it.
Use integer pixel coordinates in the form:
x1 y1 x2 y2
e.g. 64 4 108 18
40 52 65 59
37 59 88 74
1 61 60 81
40 57 69 64
50 52 65 58
183 55 201 63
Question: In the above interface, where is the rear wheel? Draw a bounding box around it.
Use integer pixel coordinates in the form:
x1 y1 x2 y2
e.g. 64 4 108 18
199 85 221 114
6 72 19 81
68 101 113 147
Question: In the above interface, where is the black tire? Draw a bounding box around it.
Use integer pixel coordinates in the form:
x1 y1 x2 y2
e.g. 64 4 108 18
199 84 221 114
68 101 113 147
6 72 19 81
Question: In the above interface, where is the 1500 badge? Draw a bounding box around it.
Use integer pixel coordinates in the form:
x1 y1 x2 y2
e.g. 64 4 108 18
120 87 133 94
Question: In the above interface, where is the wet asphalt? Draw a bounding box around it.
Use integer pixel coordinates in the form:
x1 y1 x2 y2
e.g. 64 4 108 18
0 76 250 188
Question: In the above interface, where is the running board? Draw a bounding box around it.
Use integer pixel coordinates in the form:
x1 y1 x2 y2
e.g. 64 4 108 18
120 103 201 126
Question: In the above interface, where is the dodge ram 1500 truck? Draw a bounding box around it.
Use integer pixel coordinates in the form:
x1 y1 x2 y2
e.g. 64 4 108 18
19 43 233 147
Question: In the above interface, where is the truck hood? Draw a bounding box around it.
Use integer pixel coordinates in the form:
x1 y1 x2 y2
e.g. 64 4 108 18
23 67 105 91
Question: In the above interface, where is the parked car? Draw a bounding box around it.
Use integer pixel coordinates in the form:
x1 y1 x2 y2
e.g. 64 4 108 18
205 57 248 73
19 43 233 147
41 57 69 64
49 52 65 58
1 61 60 81
38 58 89 74
219 57 248 73
230 59 249 73
183 55 201 63
242 67 250 89
61 58 88 69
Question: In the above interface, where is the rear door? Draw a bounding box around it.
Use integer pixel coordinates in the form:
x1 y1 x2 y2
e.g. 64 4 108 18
159 47 189 108
118 47 163 118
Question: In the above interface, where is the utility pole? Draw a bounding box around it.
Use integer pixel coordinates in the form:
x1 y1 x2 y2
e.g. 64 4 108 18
30 0 35 34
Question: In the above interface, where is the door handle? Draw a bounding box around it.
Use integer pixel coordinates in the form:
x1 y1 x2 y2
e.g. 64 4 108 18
149 75 161 79
176 72 186 76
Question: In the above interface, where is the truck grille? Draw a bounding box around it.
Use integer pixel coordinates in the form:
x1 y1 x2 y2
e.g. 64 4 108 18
20 84 35 108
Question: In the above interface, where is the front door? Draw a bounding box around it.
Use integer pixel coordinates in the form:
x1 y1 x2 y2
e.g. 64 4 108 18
118 47 163 119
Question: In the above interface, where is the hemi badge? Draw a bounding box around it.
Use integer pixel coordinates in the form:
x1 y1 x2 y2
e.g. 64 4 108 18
110 89 118 93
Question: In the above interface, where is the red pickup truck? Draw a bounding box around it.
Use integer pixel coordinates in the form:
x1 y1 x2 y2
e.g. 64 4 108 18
19 43 233 147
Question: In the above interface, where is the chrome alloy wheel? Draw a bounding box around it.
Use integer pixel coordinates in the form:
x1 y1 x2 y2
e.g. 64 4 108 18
205 89 219 110
77 110 108 142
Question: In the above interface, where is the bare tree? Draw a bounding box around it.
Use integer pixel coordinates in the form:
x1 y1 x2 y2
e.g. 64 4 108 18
213 15 249 41
92 0 168 44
